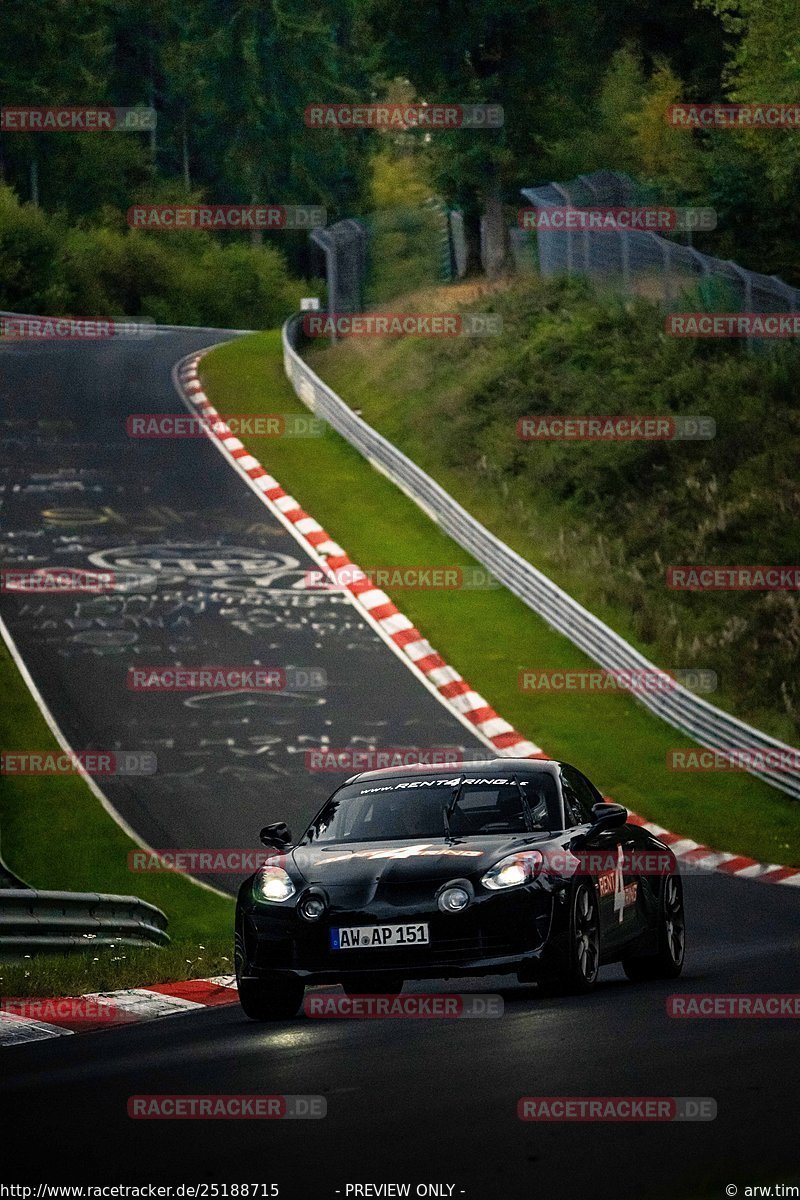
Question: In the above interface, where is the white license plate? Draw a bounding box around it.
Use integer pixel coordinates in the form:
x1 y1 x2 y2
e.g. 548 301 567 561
330 923 430 950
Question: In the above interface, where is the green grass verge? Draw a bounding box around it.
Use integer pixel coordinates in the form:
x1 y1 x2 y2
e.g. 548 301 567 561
200 330 799 867
0 637 233 996
309 278 800 749
0 942 233 999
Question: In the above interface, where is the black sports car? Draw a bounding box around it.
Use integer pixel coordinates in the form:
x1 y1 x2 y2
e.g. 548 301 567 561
235 758 685 1019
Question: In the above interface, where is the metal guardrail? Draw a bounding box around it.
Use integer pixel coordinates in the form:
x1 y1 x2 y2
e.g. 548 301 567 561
282 313 800 801
0 890 170 952
0 310 252 336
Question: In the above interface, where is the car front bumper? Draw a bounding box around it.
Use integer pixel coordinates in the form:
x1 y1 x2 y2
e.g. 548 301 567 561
238 884 563 983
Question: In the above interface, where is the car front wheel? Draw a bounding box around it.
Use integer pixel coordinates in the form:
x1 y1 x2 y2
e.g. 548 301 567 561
235 925 305 1019
237 974 305 1020
540 881 600 995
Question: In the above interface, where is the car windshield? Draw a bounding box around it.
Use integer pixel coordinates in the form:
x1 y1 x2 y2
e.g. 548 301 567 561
302 772 559 844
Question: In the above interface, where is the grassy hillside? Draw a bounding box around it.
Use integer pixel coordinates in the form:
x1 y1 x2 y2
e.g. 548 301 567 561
308 276 800 750
201 330 799 867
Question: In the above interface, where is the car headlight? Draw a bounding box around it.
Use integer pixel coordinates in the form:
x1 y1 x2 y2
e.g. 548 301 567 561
482 851 543 891
257 865 297 903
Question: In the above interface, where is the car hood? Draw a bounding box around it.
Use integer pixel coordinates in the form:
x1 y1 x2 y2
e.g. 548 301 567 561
290 833 554 890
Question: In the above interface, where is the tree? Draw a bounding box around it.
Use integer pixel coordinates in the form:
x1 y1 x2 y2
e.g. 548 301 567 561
362 0 655 273
0 0 113 206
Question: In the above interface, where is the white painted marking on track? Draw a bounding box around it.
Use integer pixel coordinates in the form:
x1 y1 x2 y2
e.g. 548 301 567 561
0 617 231 903
86 990 204 1017
0 1012 73 1045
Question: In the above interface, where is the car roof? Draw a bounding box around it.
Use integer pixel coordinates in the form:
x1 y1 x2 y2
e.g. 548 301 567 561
344 757 561 785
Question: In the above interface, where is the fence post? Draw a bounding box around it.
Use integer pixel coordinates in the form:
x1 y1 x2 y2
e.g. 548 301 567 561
727 260 753 351
342 218 367 310
450 210 468 279
551 182 574 276
685 247 712 312
768 275 799 313
620 231 631 294
309 221 368 343
578 173 601 280
309 228 337 342
659 234 674 305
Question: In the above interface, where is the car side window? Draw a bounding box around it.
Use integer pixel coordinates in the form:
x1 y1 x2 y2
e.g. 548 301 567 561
560 766 596 826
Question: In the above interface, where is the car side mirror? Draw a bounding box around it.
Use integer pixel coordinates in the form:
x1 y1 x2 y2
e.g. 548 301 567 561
571 802 628 848
589 802 628 833
260 821 293 849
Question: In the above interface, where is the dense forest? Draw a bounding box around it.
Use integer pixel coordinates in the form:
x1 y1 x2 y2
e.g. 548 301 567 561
0 0 798 321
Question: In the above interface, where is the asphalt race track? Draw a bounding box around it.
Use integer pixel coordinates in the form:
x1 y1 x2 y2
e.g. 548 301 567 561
1 333 799 1197
1 871 799 1197
0 331 489 892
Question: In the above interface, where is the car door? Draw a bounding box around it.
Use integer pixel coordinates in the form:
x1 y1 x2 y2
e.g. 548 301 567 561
560 764 634 951
579 767 647 943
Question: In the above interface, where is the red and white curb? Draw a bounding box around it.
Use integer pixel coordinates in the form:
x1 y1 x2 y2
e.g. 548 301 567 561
174 350 800 891
0 976 238 1047
626 814 799 886
176 351 541 760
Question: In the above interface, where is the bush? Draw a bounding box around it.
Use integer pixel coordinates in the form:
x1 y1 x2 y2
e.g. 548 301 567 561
0 185 67 313
0 185 309 328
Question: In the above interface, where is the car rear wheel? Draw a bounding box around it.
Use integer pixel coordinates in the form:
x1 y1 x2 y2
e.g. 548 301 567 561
540 881 600 995
341 975 403 997
622 872 685 981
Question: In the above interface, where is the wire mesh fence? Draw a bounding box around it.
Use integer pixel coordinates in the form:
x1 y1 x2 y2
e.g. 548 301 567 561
309 203 467 331
307 172 799 350
309 219 368 317
520 171 800 327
